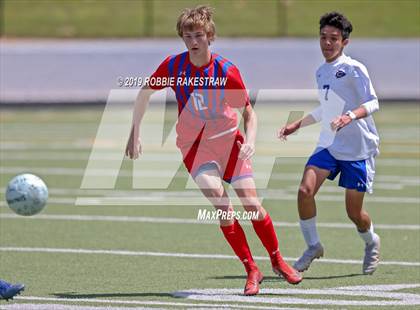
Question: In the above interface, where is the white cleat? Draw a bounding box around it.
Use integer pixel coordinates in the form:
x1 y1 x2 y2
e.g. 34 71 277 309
293 242 324 272
363 233 380 275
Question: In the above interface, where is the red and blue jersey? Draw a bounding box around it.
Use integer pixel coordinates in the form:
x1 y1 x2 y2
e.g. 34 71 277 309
149 51 250 143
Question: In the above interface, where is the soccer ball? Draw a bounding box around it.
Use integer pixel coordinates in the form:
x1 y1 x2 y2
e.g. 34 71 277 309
5 174 48 216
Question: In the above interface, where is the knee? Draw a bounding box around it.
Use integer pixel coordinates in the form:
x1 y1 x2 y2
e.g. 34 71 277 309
240 195 261 209
298 185 315 200
215 204 233 213
242 203 261 213
205 189 229 207
347 210 362 224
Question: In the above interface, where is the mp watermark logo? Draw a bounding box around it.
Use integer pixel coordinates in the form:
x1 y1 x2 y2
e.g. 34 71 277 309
76 88 345 206
197 209 259 221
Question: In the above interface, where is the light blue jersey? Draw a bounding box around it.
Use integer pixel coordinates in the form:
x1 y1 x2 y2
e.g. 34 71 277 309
311 54 380 161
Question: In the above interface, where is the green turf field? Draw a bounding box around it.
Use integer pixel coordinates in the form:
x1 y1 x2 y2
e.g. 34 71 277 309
2 0 419 38
0 102 419 309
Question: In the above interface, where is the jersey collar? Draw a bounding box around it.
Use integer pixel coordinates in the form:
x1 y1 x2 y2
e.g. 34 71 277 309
325 53 347 67
188 52 214 71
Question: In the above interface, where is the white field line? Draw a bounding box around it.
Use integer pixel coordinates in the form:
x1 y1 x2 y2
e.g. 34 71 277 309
5 297 310 310
44 186 418 196
0 166 132 177
0 192 418 206
2 139 419 149
0 198 76 207
1 166 419 185
45 186 420 201
2 185 415 204
1 152 419 167
174 285 420 306
74 195 420 205
1 303 163 310
0 142 93 150
19 183 415 200
1 177 418 202
1 213 419 231
0 247 419 267
1 136 419 145
0 192 419 206
301 183 406 190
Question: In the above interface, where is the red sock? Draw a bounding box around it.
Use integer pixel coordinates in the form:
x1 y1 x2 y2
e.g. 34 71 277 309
252 213 285 265
220 220 257 273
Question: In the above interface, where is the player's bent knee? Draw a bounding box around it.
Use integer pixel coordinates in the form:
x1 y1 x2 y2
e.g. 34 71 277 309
208 195 230 208
214 204 233 212
242 204 261 212
347 211 363 224
298 185 315 200
239 196 261 207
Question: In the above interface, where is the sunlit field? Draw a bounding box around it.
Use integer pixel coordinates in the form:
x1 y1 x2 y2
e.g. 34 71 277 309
0 102 419 309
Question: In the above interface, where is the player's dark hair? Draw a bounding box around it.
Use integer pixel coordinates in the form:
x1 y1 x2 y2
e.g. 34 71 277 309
319 12 353 40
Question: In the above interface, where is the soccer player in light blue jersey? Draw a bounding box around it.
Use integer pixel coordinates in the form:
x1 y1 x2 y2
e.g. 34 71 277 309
278 12 380 275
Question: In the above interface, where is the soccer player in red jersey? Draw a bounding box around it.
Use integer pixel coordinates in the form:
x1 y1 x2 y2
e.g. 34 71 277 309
126 5 302 295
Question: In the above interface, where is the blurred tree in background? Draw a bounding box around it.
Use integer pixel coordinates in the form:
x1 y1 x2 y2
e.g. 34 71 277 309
1 0 419 38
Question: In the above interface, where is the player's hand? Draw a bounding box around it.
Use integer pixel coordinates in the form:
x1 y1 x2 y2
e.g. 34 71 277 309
277 124 297 141
237 141 255 160
330 115 352 132
125 129 142 159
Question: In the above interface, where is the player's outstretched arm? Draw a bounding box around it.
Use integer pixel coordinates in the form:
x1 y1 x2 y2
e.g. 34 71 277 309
125 85 156 159
237 104 257 160
277 114 318 141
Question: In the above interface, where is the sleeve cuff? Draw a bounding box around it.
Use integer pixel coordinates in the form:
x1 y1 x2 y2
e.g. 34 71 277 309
361 99 379 115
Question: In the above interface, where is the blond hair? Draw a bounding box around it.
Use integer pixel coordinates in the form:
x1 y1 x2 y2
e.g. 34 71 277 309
176 5 216 43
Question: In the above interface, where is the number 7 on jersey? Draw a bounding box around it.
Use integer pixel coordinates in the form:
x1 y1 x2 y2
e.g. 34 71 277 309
323 84 330 101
